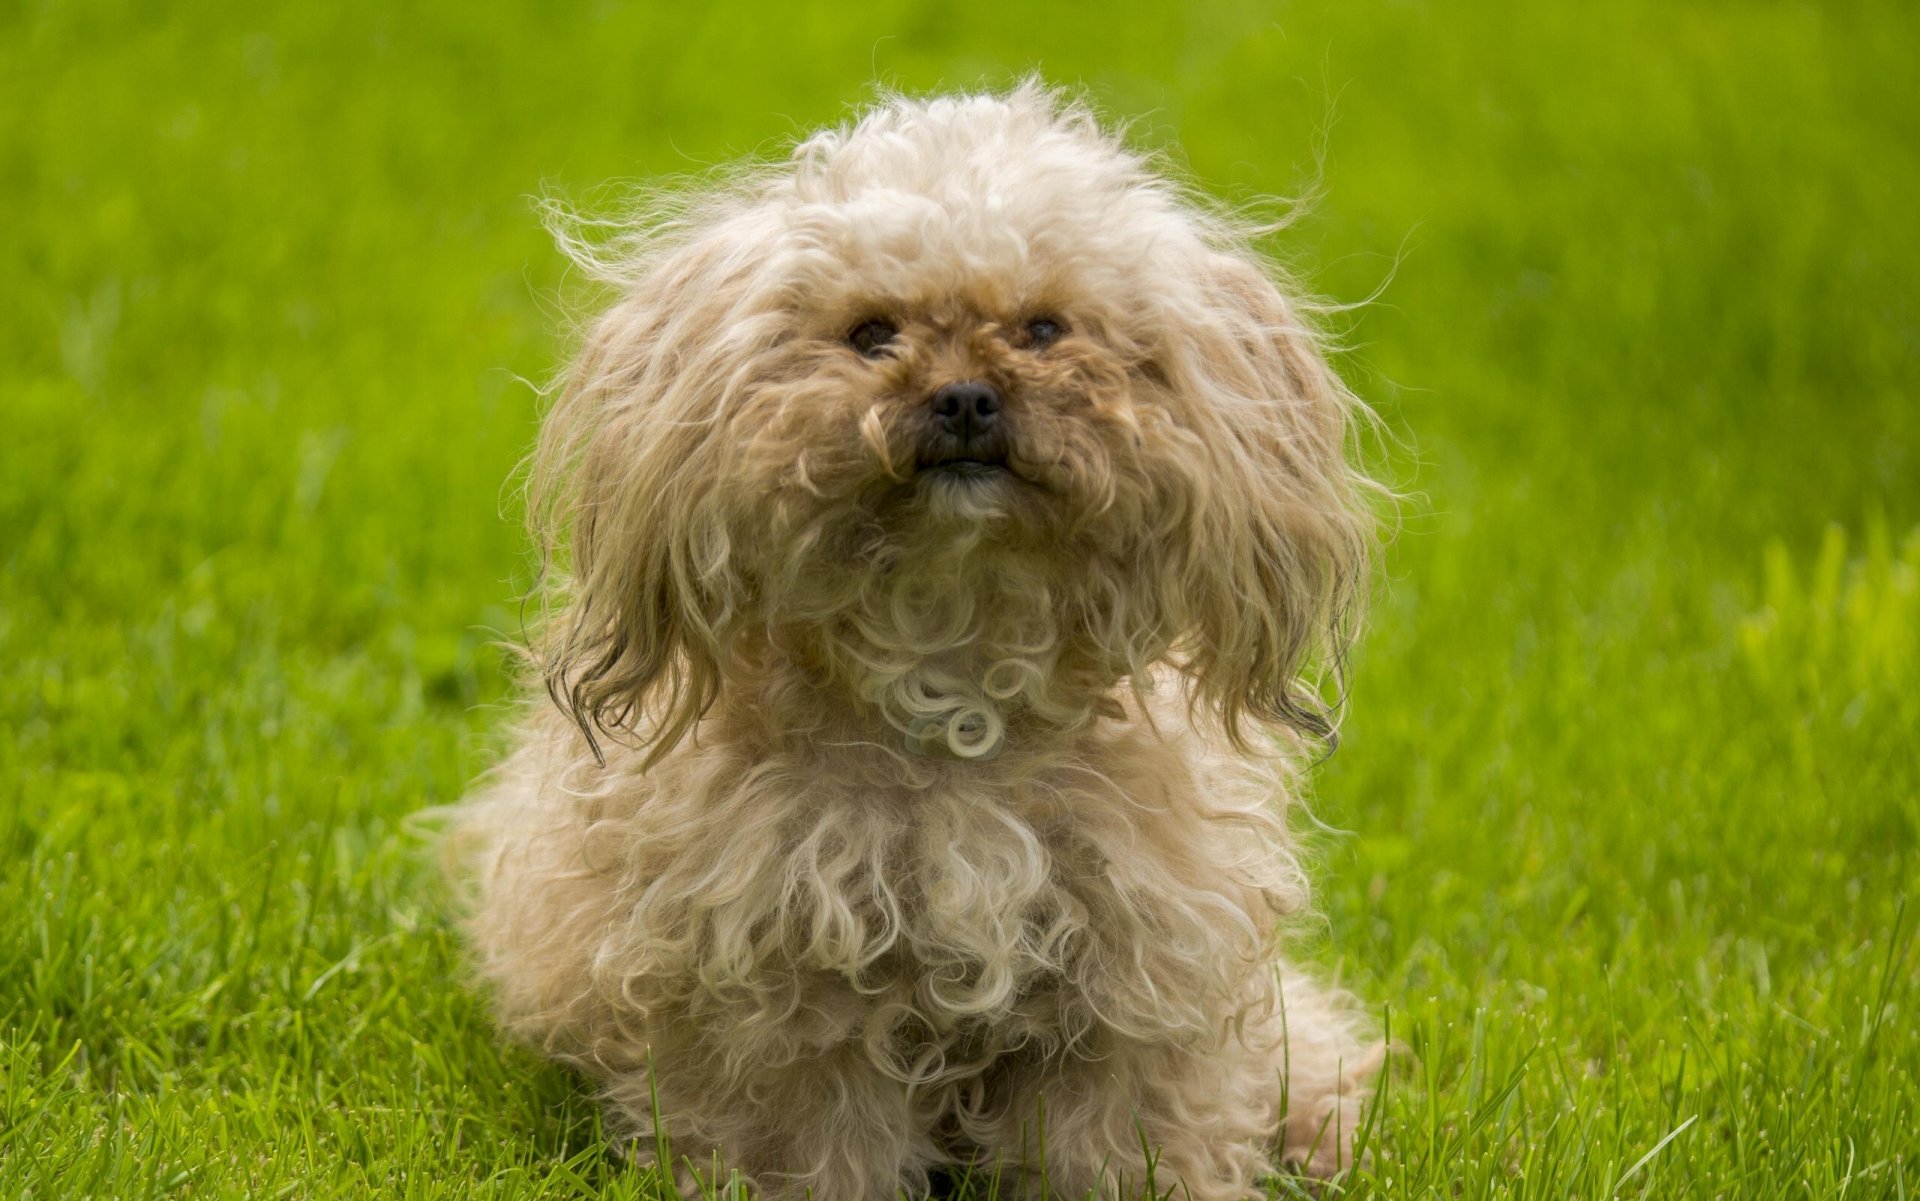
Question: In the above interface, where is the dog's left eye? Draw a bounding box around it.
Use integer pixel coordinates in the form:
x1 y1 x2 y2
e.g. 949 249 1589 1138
847 319 899 358
1022 317 1066 349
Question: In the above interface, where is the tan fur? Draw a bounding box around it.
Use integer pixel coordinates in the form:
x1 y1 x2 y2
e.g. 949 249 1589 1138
450 83 1383 1200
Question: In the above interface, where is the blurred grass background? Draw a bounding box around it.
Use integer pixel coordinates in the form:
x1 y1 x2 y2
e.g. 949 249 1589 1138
2 1 1916 1197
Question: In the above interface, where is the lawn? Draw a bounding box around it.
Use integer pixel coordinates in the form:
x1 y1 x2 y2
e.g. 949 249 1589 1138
3 1 1916 1198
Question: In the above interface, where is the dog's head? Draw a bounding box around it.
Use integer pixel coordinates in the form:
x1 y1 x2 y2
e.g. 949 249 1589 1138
535 84 1375 761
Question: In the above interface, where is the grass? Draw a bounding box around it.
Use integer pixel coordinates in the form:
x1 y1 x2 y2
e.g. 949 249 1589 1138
3 0 1916 1197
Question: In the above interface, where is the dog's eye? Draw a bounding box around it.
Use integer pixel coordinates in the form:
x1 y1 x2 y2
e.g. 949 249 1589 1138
1022 316 1066 349
846 319 899 358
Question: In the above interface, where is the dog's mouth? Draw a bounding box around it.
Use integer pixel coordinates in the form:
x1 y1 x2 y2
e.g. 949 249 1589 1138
916 422 1015 482
916 435 1017 481
922 456 1010 479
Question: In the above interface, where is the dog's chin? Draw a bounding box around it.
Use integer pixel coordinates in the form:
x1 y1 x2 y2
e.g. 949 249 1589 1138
910 460 1034 523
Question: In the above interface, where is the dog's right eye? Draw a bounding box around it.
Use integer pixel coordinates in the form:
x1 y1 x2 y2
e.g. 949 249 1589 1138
846 319 899 358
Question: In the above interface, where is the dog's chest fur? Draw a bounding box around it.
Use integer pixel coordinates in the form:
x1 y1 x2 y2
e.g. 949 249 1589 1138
584 719 1284 1081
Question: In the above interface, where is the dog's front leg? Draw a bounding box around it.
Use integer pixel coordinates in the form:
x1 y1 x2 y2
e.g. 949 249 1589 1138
959 1032 1291 1201
604 1039 927 1201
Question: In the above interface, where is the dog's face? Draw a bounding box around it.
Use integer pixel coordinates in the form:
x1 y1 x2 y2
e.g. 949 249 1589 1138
537 87 1373 758
742 295 1131 538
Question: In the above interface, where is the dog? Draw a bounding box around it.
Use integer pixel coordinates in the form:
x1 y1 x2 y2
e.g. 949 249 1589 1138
450 82 1382 1201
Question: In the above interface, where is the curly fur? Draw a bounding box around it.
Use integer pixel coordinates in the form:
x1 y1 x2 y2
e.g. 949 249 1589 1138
450 82 1383 1200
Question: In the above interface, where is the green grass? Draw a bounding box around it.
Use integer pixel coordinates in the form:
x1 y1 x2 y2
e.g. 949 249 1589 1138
3 1 1916 1197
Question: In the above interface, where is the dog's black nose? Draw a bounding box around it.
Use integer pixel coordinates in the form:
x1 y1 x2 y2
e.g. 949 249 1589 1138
929 381 1001 439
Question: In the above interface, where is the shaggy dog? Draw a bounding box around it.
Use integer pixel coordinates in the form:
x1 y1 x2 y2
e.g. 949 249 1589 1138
451 83 1382 1201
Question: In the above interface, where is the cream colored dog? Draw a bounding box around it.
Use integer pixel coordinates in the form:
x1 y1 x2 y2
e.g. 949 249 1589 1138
452 83 1382 1201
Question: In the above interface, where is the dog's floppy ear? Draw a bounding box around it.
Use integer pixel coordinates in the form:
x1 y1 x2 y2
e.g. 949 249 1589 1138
1167 251 1375 753
529 231 754 766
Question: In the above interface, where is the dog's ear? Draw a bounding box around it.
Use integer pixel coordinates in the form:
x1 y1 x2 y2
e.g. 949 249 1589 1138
529 233 753 766
1166 252 1375 753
